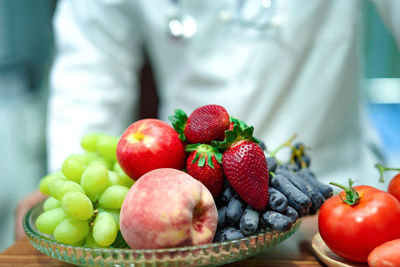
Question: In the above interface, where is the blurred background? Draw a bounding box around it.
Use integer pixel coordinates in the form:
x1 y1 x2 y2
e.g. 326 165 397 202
0 0 399 252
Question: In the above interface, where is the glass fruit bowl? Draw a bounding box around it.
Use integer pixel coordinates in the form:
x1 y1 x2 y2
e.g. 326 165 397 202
23 201 302 267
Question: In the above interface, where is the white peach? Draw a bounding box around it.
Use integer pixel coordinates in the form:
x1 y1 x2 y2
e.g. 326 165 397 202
120 168 218 249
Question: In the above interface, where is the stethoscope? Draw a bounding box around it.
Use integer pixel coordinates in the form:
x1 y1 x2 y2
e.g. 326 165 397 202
166 0 277 39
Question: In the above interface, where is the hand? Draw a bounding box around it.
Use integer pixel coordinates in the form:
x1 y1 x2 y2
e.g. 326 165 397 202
15 190 47 240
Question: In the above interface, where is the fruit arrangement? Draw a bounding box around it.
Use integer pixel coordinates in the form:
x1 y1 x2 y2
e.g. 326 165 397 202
169 105 332 241
35 104 332 250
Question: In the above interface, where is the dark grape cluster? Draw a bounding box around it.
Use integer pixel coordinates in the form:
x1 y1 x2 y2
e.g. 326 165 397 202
213 141 333 242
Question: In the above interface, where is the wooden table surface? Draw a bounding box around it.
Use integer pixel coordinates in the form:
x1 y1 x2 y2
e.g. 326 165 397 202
0 215 325 266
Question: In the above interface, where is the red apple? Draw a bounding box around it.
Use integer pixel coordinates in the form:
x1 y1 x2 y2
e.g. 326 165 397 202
116 119 186 180
120 168 218 249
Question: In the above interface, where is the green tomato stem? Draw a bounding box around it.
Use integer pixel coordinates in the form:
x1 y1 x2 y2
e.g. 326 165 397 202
329 178 360 206
375 163 400 183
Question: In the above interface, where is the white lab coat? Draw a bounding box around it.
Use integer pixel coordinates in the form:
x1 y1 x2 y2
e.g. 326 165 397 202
48 0 400 188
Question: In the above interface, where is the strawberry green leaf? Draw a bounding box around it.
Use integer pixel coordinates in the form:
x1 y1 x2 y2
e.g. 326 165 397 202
214 152 223 164
242 126 254 140
185 143 222 169
230 117 249 130
198 154 206 167
207 153 215 169
191 152 200 164
168 109 188 143
225 131 236 144
212 124 259 151
229 117 261 144
186 143 201 152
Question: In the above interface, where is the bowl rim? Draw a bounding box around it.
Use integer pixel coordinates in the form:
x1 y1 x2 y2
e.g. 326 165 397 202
23 200 302 254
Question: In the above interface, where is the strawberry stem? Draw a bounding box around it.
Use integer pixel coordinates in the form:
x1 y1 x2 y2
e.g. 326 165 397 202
186 143 222 169
211 124 258 151
329 179 360 206
375 163 400 183
230 117 248 130
168 109 188 143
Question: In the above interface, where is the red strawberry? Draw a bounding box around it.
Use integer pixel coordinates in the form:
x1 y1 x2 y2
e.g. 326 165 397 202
169 104 230 144
185 144 224 197
214 125 269 210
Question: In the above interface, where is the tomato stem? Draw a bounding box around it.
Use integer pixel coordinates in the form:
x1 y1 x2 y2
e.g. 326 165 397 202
329 179 360 206
375 163 400 183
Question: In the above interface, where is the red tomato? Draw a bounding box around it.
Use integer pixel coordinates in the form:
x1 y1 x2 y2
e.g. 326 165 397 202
318 183 400 263
368 239 400 267
388 173 400 202
374 163 400 202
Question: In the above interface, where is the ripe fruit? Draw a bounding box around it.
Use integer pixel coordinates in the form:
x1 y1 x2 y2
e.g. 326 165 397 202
319 179 400 263
169 104 230 144
116 119 186 180
93 212 118 247
375 163 400 202
61 191 94 220
214 125 269 211
388 174 400 202
120 168 218 249
185 144 224 197
53 218 89 245
368 239 400 267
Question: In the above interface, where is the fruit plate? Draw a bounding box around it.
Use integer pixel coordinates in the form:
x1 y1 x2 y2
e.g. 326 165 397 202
24 202 302 267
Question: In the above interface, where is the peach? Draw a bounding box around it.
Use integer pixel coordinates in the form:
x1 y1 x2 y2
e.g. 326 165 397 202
120 168 218 249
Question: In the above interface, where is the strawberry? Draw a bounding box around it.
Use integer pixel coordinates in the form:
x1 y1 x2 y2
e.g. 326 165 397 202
213 125 269 210
169 104 230 144
185 144 224 197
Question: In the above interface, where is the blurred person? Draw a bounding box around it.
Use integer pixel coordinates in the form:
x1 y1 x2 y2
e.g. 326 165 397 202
15 0 400 238
0 0 55 251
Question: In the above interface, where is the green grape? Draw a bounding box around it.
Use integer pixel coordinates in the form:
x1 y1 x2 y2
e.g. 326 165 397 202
97 135 119 163
39 171 66 196
98 185 129 210
89 157 112 170
113 162 135 188
79 152 100 164
73 238 86 247
54 218 89 245
107 170 124 186
98 207 120 231
50 180 85 200
80 163 108 200
36 207 67 235
92 212 117 247
43 197 61 211
84 232 106 248
64 152 99 165
61 156 87 183
80 133 104 152
61 191 93 220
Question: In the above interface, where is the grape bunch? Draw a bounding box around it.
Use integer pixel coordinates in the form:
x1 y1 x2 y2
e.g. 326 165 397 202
213 139 333 242
36 133 134 247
